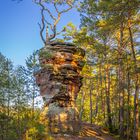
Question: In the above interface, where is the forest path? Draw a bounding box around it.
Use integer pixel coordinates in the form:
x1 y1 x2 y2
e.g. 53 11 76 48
52 123 117 140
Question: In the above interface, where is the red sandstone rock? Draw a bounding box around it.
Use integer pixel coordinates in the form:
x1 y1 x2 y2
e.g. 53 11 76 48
34 42 85 134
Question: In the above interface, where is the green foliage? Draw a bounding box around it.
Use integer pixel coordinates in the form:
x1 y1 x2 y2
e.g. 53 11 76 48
39 50 54 60
0 52 42 140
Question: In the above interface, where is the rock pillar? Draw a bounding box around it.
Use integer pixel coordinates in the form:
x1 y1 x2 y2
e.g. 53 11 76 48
34 42 85 134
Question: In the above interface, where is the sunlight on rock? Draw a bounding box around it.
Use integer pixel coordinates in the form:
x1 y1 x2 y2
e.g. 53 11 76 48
34 42 85 136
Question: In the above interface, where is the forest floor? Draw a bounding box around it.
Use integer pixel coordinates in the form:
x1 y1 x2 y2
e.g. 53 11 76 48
51 123 118 140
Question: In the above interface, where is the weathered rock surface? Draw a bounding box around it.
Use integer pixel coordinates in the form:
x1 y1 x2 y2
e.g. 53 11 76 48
34 42 85 134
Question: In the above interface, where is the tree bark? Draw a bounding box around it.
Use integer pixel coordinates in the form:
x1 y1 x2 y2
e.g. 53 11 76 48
105 65 113 132
128 18 139 140
118 21 125 138
89 79 93 124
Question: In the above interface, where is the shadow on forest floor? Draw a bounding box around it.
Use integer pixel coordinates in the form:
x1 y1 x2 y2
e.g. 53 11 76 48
48 123 118 140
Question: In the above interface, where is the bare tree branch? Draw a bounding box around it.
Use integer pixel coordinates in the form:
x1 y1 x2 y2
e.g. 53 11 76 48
38 23 46 45
44 8 56 21
35 0 56 20
56 27 66 36
44 19 53 30
38 2 46 45
34 0 74 46
54 3 59 13
60 3 73 14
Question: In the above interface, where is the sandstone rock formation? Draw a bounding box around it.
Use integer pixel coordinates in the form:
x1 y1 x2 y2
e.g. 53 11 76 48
34 42 85 134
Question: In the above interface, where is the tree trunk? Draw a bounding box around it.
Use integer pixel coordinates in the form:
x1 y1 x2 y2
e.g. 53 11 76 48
118 21 124 138
89 79 93 124
105 65 112 132
128 19 139 140
79 90 86 122
127 70 131 140
99 64 105 119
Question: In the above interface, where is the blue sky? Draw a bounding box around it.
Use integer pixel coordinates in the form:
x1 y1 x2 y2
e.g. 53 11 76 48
0 0 80 66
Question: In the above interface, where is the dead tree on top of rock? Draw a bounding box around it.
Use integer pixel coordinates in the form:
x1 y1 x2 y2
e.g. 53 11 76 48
34 0 75 45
